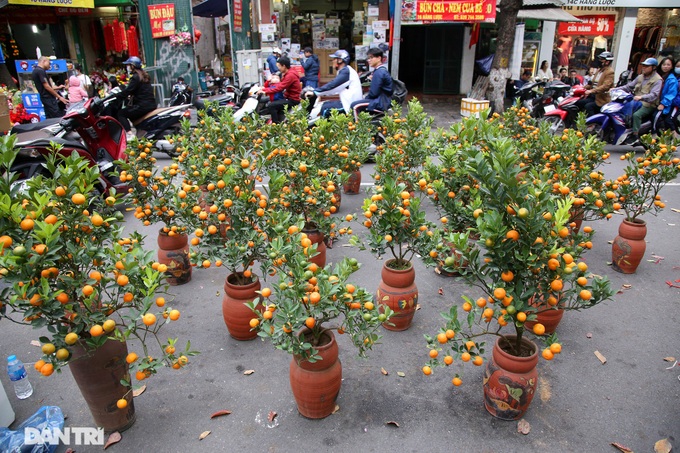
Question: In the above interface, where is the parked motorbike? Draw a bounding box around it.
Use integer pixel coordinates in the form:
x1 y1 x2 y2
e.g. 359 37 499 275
542 85 588 134
232 84 270 122
515 80 546 111
169 81 193 106
10 94 128 195
525 80 571 119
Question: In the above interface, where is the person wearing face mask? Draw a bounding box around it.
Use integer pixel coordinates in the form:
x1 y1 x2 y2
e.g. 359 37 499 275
115 56 157 141
620 57 663 145
652 57 678 135
667 61 680 138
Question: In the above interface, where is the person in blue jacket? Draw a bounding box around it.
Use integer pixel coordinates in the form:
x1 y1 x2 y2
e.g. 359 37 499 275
301 47 320 88
652 56 678 135
350 47 393 121
267 48 282 78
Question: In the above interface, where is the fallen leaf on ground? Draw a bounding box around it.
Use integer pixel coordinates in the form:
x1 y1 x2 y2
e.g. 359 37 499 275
332 405 340 414
438 287 443 295
104 432 121 449
611 442 633 452
381 367 388 375
586 333 593 339
415 304 421 311
210 410 232 419
622 284 631 289
671 208 680 213
133 385 146 397
243 370 255 375
517 419 531 435
434 267 442 275
663 357 676 362
654 438 672 453
397 371 405 377
198 431 211 440
385 421 400 427
268 411 277 422
30 340 40 347
594 350 607 364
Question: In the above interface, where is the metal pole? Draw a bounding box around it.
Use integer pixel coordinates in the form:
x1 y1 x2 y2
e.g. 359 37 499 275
391 2 401 80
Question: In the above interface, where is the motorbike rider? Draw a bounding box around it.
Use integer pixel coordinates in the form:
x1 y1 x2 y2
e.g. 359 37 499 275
620 57 663 145
114 56 158 141
350 47 393 121
576 51 615 117
259 56 301 124
309 49 362 118
652 57 678 135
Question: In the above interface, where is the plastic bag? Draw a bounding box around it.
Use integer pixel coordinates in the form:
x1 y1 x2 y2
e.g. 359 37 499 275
476 54 494 76
0 406 64 453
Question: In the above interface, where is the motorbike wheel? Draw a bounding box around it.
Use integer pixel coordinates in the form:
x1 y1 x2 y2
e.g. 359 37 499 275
543 116 564 136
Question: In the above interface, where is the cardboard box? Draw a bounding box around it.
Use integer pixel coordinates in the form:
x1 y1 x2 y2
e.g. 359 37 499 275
0 114 11 133
460 98 490 117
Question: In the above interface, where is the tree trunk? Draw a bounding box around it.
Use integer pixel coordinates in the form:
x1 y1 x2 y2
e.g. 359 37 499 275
486 0 523 113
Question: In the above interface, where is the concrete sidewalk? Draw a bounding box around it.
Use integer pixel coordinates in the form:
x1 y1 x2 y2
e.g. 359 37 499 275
1 104 679 453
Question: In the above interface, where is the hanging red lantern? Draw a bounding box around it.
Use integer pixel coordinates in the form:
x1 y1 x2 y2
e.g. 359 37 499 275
113 19 123 53
103 22 115 52
127 26 139 57
194 27 202 43
119 21 128 52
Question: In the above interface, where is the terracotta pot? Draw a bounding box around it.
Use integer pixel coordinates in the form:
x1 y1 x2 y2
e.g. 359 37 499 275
332 187 342 210
69 337 135 433
289 329 342 419
376 259 418 331
569 208 584 233
483 335 538 420
524 295 564 334
302 222 326 268
222 273 263 340
343 170 362 194
612 219 647 274
157 231 192 286
197 185 211 210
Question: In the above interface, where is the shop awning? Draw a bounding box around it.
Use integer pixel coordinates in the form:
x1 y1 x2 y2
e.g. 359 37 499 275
0 0 93 7
193 0 228 18
516 7 581 22
94 0 133 6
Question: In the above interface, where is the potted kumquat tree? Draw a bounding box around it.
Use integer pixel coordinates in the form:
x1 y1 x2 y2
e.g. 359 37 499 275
610 134 680 273
248 212 391 419
423 139 613 421
0 141 194 433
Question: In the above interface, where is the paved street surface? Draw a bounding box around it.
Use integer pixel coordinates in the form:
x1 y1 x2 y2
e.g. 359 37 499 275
1 98 679 452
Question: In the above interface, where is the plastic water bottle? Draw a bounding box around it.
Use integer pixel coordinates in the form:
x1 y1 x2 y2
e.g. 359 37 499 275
7 355 33 399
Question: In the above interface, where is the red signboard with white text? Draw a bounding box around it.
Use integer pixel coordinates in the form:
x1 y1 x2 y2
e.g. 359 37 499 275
558 15 616 36
148 3 175 39
233 0 242 32
414 0 495 23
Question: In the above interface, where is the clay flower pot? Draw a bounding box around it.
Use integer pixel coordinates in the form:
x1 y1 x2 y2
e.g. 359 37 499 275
612 219 647 274
483 335 538 420
222 273 263 340
157 231 192 286
289 329 342 419
343 170 362 194
376 259 418 331
302 222 326 268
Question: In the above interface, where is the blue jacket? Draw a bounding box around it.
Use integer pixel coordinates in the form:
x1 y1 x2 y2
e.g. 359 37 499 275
267 55 279 75
302 54 320 82
365 65 393 112
661 73 679 114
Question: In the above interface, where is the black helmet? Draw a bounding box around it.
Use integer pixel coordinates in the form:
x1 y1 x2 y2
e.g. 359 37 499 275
329 50 350 65
598 51 614 61
123 56 142 69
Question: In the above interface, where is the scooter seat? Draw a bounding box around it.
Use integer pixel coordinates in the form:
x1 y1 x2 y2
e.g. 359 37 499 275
133 108 168 125
15 136 86 151
11 118 62 134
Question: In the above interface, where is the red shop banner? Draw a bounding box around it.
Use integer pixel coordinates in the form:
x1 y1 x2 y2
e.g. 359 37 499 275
148 3 175 38
233 0 242 32
415 0 496 22
558 15 616 36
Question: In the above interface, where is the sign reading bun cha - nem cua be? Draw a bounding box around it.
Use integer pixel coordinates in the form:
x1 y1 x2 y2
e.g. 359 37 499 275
7 0 93 8
148 3 175 39
403 0 495 23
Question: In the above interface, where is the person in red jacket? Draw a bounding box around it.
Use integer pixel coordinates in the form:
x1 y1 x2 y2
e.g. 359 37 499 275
260 56 301 123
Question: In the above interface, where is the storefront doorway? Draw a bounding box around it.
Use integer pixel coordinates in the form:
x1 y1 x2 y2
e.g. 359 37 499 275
401 24 462 95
